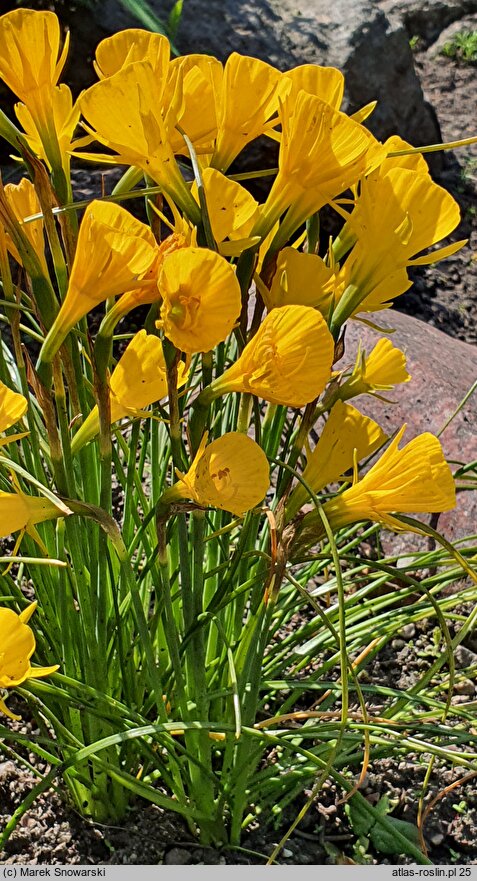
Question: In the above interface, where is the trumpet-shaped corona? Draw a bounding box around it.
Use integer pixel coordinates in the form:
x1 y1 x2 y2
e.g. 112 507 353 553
162 433 270 517
204 305 335 408
39 201 157 364
296 426 456 548
71 331 189 453
158 247 241 353
286 401 387 519
0 602 59 719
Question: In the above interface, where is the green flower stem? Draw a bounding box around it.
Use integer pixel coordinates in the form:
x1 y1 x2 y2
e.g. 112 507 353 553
236 393 252 433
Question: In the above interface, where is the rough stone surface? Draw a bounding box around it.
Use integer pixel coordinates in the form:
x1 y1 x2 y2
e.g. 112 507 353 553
344 309 477 543
166 0 441 147
377 0 477 44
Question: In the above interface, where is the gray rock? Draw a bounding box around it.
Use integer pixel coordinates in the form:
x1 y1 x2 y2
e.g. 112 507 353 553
454 678 476 695
454 645 477 668
401 624 417 640
344 310 477 545
164 846 193 865
377 0 477 44
429 15 477 54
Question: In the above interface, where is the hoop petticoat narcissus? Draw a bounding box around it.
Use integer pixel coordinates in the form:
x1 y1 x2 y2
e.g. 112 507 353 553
38 200 157 365
330 167 464 326
15 84 87 177
157 247 242 354
210 53 283 173
190 168 260 256
0 9 70 171
0 602 59 720
280 64 345 112
70 331 189 454
201 304 335 408
252 90 386 246
3 178 48 275
286 400 387 521
78 61 202 225
338 338 411 401
0 380 28 447
294 426 456 551
264 246 335 316
160 433 270 517
93 29 171 79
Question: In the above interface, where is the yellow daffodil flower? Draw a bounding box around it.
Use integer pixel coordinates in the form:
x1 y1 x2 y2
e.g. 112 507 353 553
0 380 28 448
167 54 222 157
265 246 334 315
338 338 411 401
203 304 335 408
70 331 189 453
331 167 464 325
3 178 47 274
39 201 157 364
0 602 59 720
281 64 345 111
93 28 170 79
79 62 202 223
15 84 88 177
157 247 241 353
162 432 270 517
253 90 386 246
210 53 283 172
286 401 387 520
0 9 70 170
296 426 456 547
0 483 70 561
191 168 260 256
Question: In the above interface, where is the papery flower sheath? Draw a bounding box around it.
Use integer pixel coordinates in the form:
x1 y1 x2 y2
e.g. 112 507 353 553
296 426 456 548
161 433 270 517
338 338 411 401
71 331 189 453
286 401 387 520
0 602 59 719
158 247 241 353
203 305 335 408
39 201 157 364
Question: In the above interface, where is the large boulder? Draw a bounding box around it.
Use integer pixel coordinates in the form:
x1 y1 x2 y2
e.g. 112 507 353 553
377 0 477 44
344 309 477 543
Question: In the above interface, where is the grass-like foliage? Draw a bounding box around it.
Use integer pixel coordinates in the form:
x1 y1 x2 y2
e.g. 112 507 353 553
0 7 476 861
441 30 477 64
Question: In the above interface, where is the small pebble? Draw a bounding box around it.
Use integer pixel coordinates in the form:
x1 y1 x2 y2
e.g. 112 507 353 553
391 639 405 650
401 624 416 640
455 645 477 669
454 679 476 696
164 847 193 865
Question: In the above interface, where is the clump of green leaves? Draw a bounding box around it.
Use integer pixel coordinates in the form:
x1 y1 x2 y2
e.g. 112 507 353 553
441 30 477 64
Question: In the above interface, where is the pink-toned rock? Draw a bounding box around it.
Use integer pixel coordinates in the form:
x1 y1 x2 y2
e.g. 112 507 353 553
343 309 477 543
